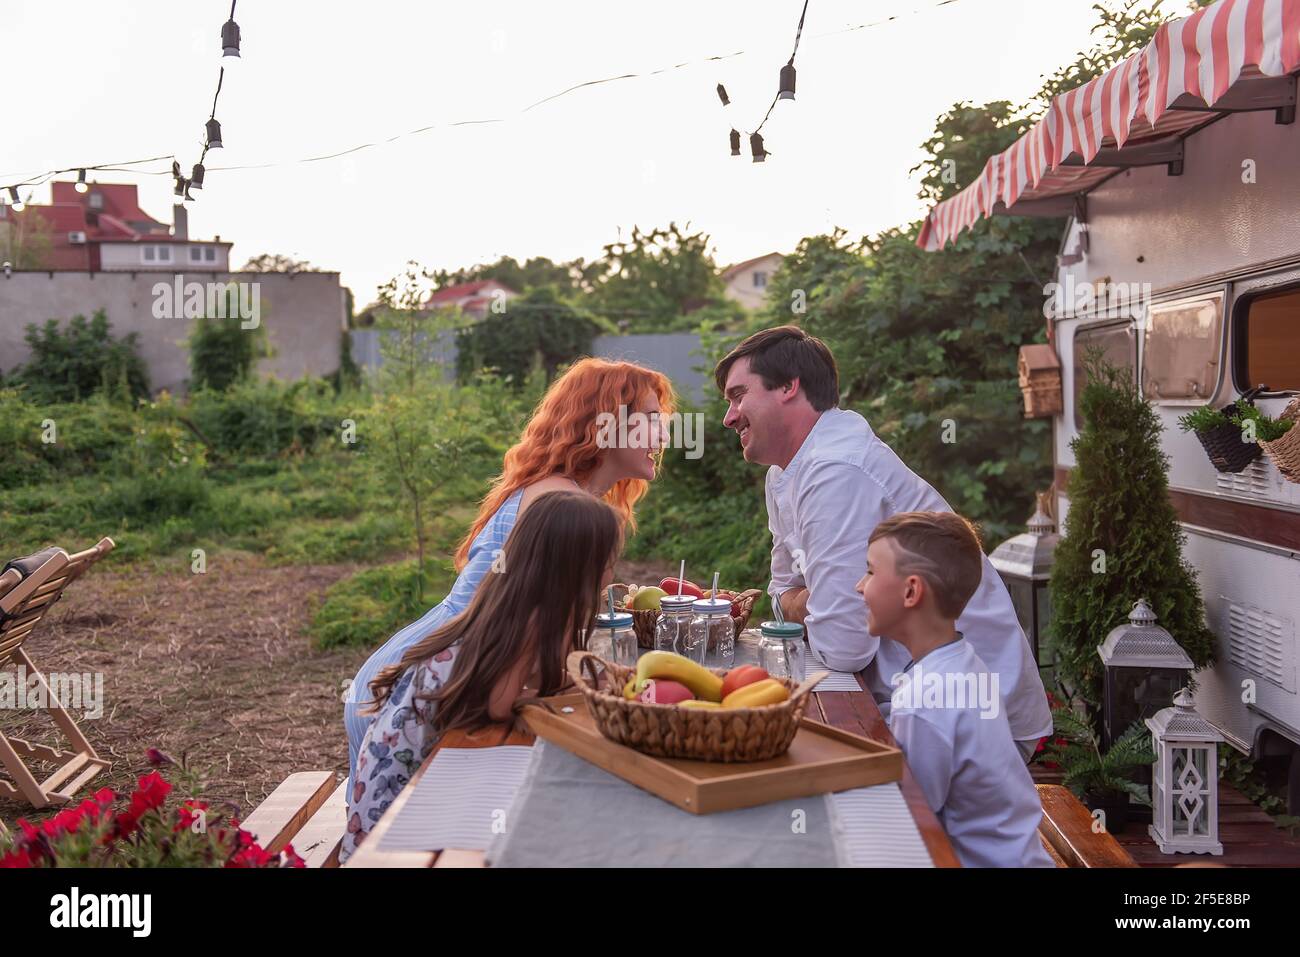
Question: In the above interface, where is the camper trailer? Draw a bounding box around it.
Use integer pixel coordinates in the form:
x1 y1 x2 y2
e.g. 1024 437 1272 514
920 1 1300 810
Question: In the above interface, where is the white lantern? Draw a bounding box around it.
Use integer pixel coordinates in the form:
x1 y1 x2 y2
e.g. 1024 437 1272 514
1146 689 1223 856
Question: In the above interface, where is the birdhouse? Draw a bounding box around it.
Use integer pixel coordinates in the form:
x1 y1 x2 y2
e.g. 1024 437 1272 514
1018 343 1063 418
1146 689 1223 856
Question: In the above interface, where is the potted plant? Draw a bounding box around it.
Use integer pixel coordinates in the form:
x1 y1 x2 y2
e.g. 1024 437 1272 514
1177 390 1293 474
1045 704 1154 834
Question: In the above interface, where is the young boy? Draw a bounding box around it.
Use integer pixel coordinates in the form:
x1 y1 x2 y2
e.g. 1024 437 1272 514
855 510 1053 868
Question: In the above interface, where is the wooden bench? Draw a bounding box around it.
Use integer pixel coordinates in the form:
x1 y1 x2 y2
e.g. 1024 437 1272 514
241 772 347 868
1037 784 1138 868
243 774 1135 869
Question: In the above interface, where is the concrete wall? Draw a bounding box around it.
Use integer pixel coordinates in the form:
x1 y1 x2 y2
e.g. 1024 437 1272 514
350 329 711 404
0 270 346 394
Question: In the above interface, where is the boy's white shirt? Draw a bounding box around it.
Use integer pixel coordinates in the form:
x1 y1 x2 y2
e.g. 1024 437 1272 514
765 406 1052 744
889 638 1054 868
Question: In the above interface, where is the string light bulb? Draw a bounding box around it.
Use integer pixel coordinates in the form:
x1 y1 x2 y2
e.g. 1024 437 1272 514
174 175 189 198
7 187 24 212
75 169 89 193
716 83 730 106
205 118 224 149
750 132 767 163
729 129 741 156
222 18 241 58
778 63 796 101
190 163 205 190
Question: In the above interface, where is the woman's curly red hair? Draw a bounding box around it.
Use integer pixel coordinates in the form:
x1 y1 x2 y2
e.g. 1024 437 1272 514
454 358 676 569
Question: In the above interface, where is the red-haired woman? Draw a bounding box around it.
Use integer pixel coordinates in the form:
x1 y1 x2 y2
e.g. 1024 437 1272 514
343 358 674 781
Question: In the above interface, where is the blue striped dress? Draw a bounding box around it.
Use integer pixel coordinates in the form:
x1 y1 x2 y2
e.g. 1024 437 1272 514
343 488 523 782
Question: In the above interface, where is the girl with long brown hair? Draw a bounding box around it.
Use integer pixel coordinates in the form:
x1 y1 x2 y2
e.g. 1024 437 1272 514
340 491 623 861
344 357 674 780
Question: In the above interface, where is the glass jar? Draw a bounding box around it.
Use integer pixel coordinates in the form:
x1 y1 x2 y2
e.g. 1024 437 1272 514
757 620 805 682
593 611 637 667
654 594 695 655
686 597 734 667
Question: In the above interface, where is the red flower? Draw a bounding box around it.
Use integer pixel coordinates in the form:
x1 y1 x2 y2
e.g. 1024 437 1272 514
226 842 276 868
281 844 306 868
112 771 173 839
175 800 210 834
0 847 36 868
145 748 174 768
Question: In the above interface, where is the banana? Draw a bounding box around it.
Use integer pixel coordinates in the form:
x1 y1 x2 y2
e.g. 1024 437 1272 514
623 678 638 700
678 700 721 710
721 678 789 709
634 651 724 702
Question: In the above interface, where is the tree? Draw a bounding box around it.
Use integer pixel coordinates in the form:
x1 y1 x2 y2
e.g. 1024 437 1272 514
454 284 609 386
587 222 730 332
189 287 269 392
1 210 53 269
367 262 492 600
760 0 1187 544
432 255 594 296
1047 354 1216 714
241 253 314 273
14 310 149 403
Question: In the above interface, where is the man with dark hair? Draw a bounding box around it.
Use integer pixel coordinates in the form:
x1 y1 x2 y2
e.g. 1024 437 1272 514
715 325 1050 760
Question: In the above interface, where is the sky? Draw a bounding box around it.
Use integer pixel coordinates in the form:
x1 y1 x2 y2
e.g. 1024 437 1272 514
1 0 1115 304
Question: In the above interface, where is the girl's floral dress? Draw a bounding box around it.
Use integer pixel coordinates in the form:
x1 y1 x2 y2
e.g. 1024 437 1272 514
339 645 458 863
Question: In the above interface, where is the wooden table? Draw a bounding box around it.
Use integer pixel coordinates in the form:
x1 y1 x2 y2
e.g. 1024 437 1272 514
345 672 960 868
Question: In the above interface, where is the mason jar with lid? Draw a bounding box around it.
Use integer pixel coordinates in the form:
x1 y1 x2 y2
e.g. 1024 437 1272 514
757 620 805 682
592 610 637 666
685 596 734 667
654 594 695 655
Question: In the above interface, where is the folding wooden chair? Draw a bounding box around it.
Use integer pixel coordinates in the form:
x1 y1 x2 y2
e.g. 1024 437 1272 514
0 538 115 809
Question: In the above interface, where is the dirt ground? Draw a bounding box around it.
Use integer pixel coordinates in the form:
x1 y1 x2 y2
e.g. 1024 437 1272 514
0 555 673 828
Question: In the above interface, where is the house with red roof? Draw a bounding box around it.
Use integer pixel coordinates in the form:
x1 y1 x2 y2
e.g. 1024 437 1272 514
0 180 231 272
424 279 518 319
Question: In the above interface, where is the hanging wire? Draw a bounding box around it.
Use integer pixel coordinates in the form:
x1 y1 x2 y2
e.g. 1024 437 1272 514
750 0 808 139
4 0 968 195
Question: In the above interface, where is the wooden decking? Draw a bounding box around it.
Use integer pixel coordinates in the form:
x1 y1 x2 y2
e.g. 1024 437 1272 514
1031 766 1300 867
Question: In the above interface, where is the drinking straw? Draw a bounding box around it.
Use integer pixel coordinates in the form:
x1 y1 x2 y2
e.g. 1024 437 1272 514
711 571 720 601
773 586 785 625
676 560 685 597
607 585 615 618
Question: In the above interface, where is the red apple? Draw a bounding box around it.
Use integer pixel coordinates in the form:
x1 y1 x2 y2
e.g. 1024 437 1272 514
720 665 769 700
639 679 695 705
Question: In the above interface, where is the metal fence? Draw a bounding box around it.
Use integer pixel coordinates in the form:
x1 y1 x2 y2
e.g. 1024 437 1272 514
349 329 711 403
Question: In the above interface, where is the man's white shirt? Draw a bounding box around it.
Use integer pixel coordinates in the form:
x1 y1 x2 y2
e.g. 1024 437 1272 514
764 407 1052 745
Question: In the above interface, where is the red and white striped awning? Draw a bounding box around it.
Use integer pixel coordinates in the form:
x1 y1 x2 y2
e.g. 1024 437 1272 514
918 0 1300 251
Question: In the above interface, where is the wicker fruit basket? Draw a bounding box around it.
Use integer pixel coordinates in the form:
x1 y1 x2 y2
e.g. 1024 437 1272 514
609 584 762 650
566 651 819 762
1260 397 1300 484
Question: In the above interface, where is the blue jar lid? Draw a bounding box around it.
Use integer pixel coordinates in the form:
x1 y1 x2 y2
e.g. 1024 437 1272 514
595 611 634 629
692 597 732 616
760 620 804 639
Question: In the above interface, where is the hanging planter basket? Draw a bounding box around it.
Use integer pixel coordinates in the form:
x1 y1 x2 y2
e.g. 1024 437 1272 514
1184 389 1267 474
1192 407 1264 473
1260 397 1300 484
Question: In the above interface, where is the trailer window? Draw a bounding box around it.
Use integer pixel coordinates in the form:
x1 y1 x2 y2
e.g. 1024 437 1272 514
1235 286 1300 393
1073 322 1136 425
1142 293 1224 401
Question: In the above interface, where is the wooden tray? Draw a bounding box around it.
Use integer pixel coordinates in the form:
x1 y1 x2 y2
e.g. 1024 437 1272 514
521 693 902 814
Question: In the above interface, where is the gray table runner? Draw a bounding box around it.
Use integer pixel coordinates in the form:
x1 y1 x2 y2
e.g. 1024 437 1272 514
488 741 843 867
